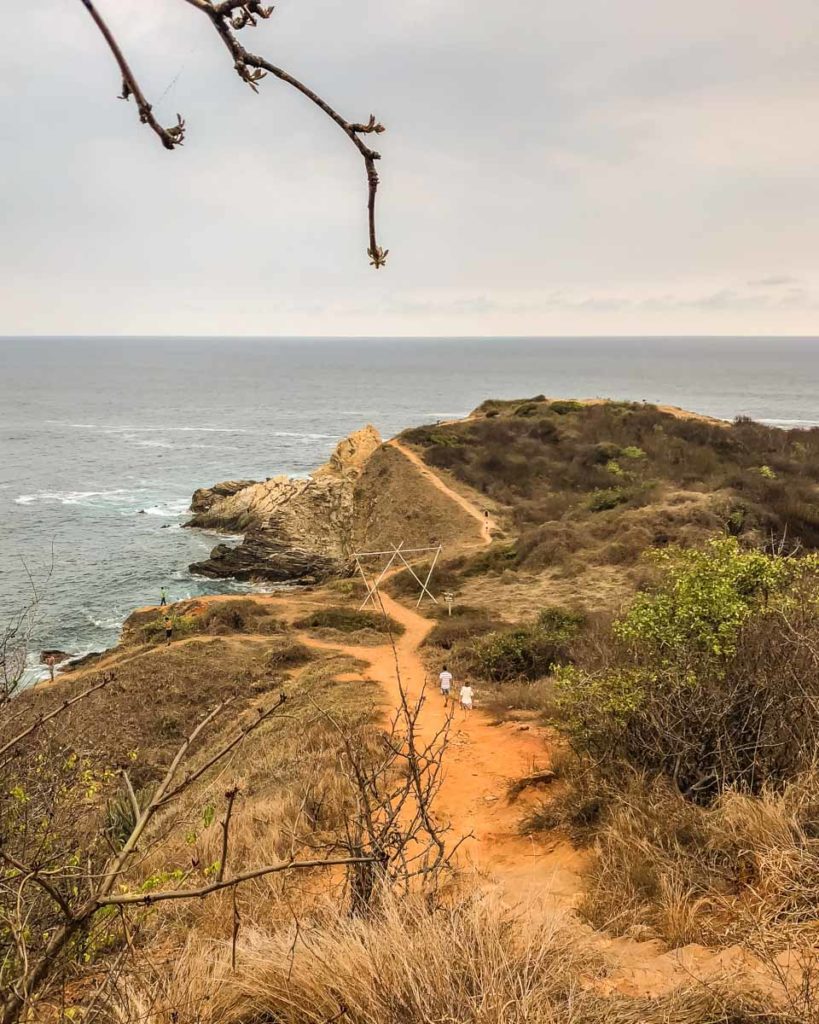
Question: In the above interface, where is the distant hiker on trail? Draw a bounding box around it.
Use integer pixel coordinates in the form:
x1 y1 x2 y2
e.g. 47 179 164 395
164 615 173 646
160 587 167 607
439 665 453 702
459 683 474 714
483 509 490 533
46 654 56 683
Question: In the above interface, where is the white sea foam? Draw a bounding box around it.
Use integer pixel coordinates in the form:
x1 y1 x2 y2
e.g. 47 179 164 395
83 608 126 631
59 422 338 440
15 488 140 507
271 431 339 440
142 500 190 517
760 418 819 428
65 423 252 434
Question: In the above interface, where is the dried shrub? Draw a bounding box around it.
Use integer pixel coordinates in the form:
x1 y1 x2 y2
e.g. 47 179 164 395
294 606 405 637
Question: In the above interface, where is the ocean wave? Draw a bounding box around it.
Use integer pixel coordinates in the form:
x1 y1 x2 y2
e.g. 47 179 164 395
56 422 340 440
15 488 142 507
83 608 126 631
759 418 819 428
63 423 253 434
135 499 191 518
271 431 340 440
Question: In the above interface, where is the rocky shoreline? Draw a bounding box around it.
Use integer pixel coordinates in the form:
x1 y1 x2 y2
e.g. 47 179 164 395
184 425 382 584
183 422 479 586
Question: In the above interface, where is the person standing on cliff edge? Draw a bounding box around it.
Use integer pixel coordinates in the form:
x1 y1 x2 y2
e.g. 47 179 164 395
164 615 173 646
160 587 167 607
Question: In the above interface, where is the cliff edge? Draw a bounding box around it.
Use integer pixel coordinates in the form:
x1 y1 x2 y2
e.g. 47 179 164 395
186 423 481 584
187 425 382 583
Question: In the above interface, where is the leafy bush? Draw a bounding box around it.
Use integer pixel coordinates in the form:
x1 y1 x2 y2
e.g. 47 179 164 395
548 400 584 415
556 539 819 802
294 606 405 637
587 487 630 512
467 607 583 682
139 614 197 644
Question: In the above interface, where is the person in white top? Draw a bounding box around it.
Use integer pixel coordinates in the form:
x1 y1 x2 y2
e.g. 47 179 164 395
459 684 474 713
439 665 453 702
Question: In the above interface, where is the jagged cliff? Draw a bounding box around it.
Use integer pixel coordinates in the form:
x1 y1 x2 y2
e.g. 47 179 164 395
186 424 479 584
187 425 382 583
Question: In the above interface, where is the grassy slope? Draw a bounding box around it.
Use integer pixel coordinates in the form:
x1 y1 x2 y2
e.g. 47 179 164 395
396 397 819 617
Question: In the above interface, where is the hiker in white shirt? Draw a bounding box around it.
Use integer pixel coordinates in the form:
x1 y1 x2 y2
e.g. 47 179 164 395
439 665 453 702
459 684 474 714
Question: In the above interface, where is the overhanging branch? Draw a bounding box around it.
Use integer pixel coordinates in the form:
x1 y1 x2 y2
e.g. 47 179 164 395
76 0 388 266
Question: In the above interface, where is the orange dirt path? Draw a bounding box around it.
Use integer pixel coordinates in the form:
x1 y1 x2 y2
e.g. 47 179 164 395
300 591 584 909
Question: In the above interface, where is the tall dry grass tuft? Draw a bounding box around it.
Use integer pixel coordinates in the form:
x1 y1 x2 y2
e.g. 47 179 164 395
561 764 819 948
105 892 780 1024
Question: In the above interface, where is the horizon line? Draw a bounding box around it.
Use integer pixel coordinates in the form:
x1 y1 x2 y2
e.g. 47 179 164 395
3 334 819 342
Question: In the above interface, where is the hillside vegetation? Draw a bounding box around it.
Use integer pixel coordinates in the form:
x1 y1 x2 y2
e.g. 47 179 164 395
402 397 819 575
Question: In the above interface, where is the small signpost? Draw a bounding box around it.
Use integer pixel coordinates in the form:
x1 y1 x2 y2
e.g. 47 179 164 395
443 590 455 617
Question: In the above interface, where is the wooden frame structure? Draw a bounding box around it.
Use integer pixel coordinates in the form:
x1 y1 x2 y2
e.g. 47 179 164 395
353 542 442 610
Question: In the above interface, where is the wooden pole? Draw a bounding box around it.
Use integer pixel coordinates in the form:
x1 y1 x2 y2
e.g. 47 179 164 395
394 546 438 605
416 545 442 608
358 542 403 610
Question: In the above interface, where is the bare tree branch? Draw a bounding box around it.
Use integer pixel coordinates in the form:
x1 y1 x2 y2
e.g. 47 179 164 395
0 674 115 765
76 0 388 266
78 0 186 150
97 855 375 907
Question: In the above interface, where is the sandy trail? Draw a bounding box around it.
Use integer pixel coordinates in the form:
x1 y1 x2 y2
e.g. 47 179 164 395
299 592 584 909
388 439 496 544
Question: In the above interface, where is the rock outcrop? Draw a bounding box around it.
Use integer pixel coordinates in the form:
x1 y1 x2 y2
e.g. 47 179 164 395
187 426 382 583
190 480 259 516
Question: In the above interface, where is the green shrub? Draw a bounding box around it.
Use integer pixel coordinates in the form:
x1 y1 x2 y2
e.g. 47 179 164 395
139 614 197 644
548 400 584 415
587 487 630 512
294 607 405 637
620 445 647 460
555 539 819 802
467 606 583 682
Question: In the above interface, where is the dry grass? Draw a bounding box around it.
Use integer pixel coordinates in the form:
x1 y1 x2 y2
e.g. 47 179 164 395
480 678 557 723
529 758 819 950
103 891 778 1024
131 653 383 915
294 606 405 644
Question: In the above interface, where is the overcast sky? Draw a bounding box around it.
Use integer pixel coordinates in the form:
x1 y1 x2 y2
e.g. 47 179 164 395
2 0 819 336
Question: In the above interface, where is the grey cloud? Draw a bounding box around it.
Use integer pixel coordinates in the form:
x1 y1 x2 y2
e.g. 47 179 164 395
747 276 803 288
3 0 819 335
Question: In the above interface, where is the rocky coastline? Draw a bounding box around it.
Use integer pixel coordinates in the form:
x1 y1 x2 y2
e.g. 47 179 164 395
184 422 479 586
185 425 382 584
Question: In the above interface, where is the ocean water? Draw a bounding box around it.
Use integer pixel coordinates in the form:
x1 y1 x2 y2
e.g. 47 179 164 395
1 336 818 676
